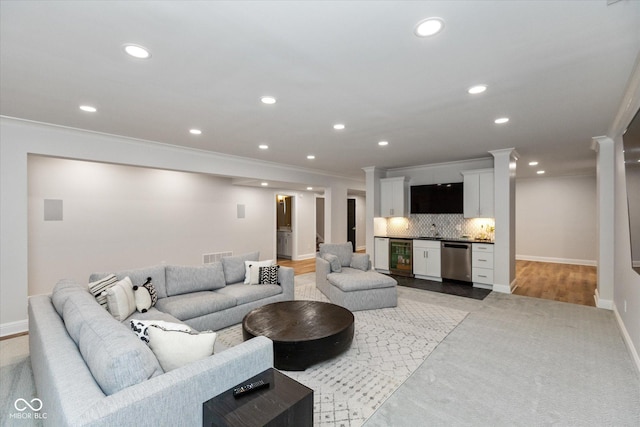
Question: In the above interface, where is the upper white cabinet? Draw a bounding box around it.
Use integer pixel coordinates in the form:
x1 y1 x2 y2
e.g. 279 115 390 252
380 177 408 217
462 169 494 218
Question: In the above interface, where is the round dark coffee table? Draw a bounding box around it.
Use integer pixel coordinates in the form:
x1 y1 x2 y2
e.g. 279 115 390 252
242 300 355 371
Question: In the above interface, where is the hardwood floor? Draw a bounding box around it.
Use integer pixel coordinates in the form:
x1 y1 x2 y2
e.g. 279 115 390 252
514 260 597 307
277 258 316 275
279 257 597 307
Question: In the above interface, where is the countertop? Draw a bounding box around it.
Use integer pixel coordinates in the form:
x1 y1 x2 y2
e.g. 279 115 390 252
375 235 494 244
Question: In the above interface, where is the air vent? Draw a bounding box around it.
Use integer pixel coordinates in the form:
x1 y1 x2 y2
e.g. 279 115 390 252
203 251 233 265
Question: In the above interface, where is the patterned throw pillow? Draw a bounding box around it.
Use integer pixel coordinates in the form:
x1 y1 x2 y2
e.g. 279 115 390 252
88 274 118 309
258 265 280 285
133 277 158 313
244 259 274 284
130 319 192 344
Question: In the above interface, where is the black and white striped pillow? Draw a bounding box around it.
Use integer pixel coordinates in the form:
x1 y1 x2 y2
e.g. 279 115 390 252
258 265 279 285
88 274 118 309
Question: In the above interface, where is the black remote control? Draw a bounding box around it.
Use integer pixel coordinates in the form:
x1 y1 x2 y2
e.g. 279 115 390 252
233 379 269 398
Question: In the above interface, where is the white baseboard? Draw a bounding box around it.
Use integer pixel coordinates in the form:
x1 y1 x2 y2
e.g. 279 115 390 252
1 319 28 337
633 260 640 268
415 274 442 282
594 289 614 310
516 255 596 267
613 303 640 377
473 283 492 290
492 283 511 293
492 278 517 294
293 252 316 261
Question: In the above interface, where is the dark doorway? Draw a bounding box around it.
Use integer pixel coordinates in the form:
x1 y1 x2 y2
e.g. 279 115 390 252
347 199 356 251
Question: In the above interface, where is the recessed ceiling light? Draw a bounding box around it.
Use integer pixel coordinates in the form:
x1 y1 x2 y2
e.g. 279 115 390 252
307 187 313 191
261 182 269 186
124 44 151 59
537 170 545 175
259 144 269 150
79 105 97 113
307 155 315 160
494 117 510 124
415 18 445 37
378 141 389 146
468 85 487 94
261 96 277 105
528 161 539 166
333 124 345 130
189 129 202 135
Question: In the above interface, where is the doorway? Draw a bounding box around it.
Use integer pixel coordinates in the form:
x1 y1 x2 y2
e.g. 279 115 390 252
347 198 356 251
316 197 324 251
276 195 293 259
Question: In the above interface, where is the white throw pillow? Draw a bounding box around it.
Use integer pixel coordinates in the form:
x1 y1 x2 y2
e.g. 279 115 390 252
147 325 217 372
130 319 192 344
243 259 274 284
106 276 136 321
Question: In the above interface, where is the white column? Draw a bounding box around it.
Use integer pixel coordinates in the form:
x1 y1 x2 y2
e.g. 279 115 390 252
0 133 29 336
323 182 348 244
363 167 384 257
489 148 519 293
591 136 615 309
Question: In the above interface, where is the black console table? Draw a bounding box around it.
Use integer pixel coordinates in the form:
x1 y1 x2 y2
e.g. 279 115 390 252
203 368 313 427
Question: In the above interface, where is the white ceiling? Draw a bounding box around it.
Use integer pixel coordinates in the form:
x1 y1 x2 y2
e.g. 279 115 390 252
1 1 639 182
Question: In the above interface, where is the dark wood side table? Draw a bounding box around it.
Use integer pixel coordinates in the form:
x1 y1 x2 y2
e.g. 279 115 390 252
202 368 313 427
242 300 355 371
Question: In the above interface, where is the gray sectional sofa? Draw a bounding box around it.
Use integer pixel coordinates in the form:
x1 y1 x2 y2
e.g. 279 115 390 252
28 252 294 426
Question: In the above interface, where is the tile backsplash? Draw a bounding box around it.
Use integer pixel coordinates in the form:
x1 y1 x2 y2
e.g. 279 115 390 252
385 214 495 241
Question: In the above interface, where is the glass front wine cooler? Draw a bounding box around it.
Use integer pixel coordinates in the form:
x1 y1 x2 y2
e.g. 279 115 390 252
389 239 413 277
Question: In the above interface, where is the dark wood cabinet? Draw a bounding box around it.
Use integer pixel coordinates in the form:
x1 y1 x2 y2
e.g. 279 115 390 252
203 368 313 427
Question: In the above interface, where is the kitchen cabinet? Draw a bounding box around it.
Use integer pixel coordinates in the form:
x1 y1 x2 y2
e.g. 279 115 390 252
472 243 494 288
380 177 408 217
277 231 292 259
462 169 494 218
413 240 441 280
374 237 390 271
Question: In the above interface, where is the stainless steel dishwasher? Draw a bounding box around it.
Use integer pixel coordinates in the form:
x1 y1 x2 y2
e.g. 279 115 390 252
441 241 472 282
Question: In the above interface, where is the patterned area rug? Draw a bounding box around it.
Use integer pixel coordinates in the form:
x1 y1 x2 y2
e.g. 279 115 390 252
216 274 468 427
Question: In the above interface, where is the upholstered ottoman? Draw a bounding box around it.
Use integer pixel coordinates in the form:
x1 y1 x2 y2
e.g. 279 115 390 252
326 271 397 311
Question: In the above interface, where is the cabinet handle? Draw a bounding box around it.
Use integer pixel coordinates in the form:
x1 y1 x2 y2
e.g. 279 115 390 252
478 259 487 262
425 251 428 258
479 275 487 278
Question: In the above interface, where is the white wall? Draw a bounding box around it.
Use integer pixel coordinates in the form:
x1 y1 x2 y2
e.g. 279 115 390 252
0 117 365 335
27 156 277 295
516 175 597 265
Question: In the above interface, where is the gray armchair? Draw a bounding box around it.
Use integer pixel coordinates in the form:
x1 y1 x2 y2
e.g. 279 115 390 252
315 242 371 297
